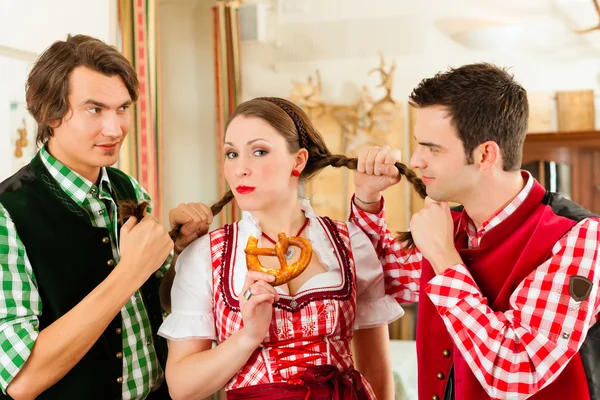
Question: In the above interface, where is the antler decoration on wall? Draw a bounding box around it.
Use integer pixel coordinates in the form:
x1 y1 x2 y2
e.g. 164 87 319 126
574 0 600 33
365 51 396 131
368 52 396 107
289 70 326 117
289 52 398 155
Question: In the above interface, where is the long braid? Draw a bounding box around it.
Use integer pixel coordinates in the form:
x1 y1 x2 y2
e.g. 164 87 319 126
118 158 424 249
119 96 426 251
310 154 426 198
311 154 426 249
210 190 235 216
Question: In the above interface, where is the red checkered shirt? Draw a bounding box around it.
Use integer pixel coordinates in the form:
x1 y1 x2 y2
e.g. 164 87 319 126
350 172 600 399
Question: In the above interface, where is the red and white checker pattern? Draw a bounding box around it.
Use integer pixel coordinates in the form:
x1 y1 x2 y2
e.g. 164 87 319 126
350 182 600 399
209 220 376 399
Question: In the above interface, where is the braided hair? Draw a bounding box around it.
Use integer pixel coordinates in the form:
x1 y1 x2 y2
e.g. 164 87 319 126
121 97 426 249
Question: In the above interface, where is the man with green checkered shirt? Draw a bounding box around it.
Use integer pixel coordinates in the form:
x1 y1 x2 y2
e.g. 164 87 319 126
0 35 212 399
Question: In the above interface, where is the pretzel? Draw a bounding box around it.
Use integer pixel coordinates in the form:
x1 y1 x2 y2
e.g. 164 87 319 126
244 233 313 286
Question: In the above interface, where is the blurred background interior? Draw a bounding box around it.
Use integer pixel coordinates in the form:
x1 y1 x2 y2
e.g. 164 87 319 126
2 1 600 398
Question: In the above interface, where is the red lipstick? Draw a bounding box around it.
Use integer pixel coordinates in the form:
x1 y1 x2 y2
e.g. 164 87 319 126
236 186 255 194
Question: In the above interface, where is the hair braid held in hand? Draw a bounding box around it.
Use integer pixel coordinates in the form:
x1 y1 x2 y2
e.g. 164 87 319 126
309 154 426 249
119 97 426 250
117 190 235 243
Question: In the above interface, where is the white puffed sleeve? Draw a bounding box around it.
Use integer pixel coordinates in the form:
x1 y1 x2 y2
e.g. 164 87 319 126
158 234 217 341
348 222 404 330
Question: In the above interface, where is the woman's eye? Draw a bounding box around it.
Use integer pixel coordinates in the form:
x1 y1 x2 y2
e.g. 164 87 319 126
225 151 237 159
253 149 267 156
87 108 100 115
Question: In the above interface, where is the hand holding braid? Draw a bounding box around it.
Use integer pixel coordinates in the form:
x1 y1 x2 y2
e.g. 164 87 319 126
319 155 426 249
118 191 234 253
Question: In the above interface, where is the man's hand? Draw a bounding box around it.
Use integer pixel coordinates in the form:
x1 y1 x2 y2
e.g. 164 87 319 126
169 202 213 254
353 146 402 207
410 197 462 274
119 214 174 279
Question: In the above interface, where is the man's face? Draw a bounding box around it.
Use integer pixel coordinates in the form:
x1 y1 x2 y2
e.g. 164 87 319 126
410 105 480 203
47 66 132 182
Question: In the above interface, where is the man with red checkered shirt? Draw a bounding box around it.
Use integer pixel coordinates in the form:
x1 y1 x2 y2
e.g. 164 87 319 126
350 63 600 400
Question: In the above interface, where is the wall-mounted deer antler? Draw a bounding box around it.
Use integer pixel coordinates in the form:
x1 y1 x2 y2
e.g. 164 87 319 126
574 0 600 33
368 52 395 105
290 70 326 117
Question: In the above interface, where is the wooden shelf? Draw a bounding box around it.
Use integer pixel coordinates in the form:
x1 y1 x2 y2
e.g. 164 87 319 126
522 131 600 165
522 130 600 214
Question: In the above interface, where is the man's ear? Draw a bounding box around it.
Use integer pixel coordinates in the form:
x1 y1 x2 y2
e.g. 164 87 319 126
474 141 500 170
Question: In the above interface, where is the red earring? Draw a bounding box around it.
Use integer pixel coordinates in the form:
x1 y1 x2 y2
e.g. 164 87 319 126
292 169 301 177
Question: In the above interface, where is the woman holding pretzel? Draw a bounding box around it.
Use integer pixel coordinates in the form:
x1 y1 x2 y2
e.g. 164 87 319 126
158 97 423 400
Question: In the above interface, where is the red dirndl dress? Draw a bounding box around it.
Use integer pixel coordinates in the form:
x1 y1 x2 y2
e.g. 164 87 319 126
212 217 377 400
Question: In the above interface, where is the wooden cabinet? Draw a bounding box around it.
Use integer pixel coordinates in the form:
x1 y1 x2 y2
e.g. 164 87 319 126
522 131 600 214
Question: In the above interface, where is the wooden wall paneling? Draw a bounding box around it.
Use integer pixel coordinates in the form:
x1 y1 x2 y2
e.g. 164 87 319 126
571 151 582 207
578 151 593 211
593 151 600 213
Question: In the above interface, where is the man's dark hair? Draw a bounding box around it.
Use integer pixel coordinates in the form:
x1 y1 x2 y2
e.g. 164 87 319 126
409 63 528 171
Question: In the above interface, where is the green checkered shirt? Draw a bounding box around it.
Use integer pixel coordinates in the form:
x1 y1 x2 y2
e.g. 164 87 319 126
0 147 171 399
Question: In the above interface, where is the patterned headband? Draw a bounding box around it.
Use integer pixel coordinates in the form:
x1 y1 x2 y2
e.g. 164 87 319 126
255 97 309 149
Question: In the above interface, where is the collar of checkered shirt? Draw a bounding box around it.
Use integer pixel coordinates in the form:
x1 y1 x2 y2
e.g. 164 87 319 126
39 145 113 206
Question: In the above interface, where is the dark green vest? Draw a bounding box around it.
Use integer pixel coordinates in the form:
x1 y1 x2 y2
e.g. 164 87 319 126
0 155 167 400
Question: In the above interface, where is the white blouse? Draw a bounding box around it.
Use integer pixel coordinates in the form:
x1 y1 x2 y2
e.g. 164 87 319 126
158 199 403 341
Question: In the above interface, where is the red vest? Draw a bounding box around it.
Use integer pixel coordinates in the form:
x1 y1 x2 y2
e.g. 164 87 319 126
417 180 596 400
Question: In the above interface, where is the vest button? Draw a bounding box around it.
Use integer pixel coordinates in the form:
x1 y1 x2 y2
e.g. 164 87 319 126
102 237 110 244
437 372 444 380
107 259 115 267
443 349 451 357
116 377 123 383
115 327 122 334
116 352 123 359
432 396 439 400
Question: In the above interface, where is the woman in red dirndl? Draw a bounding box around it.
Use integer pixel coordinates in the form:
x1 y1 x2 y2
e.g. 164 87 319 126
159 98 403 400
